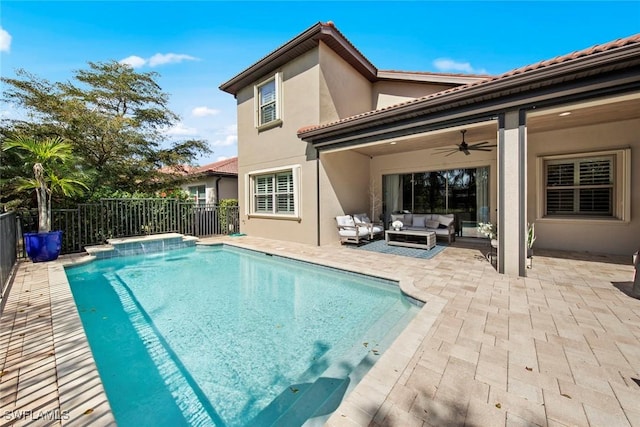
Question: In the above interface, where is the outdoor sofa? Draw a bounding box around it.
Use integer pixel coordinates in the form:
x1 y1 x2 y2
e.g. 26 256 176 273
390 213 456 243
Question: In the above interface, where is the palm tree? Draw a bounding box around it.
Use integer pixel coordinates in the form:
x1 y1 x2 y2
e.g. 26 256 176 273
2 135 88 233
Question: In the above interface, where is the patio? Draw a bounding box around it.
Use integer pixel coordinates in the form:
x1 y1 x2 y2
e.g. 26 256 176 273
1 236 639 426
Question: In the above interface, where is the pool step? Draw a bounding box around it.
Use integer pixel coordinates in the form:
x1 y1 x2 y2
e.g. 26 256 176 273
249 376 350 427
251 298 416 426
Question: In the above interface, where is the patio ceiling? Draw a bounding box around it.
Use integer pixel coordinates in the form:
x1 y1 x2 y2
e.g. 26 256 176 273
340 94 640 158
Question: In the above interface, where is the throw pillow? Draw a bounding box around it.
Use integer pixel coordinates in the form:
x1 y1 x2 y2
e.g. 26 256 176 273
438 214 454 227
412 216 425 227
425 219 440 229
337 216 355 227
353 213 367 224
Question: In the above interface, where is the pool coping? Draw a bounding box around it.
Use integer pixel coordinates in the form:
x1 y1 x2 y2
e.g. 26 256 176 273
49 238 447 426
49 255 116 426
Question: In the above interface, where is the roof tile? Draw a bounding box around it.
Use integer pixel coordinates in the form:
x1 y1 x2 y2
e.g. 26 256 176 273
159 157 238 176
193 157 238 175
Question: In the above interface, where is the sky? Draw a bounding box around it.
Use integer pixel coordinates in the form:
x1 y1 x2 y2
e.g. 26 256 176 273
1 1 639 166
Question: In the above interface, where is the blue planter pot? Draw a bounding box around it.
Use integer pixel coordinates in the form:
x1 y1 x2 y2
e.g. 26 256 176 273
24 231 63 262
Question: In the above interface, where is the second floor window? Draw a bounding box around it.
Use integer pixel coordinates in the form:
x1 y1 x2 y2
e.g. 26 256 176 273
255 73 282 128
259 80 276 124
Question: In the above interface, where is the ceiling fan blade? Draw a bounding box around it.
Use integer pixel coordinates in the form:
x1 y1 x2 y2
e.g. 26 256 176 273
469 148 494 152
463 148 471 155
470 141 495 148
444 150 458 157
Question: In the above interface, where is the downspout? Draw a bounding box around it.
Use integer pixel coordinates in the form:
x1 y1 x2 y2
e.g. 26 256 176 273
316 149 321 246
214 176 221 204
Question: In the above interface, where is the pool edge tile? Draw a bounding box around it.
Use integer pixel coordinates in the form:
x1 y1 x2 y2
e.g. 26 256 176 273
48 261 116 426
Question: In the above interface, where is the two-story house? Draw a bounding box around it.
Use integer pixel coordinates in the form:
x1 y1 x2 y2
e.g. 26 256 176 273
220 22 640 277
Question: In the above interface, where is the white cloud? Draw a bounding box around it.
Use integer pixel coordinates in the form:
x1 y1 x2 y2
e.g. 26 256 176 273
0 27 12 52
192 106 220 117
211 134 237 147
164 122 198 136
216 156 229 161
0 101 25 120
148 53 198 67
433 58 487 74
119 55 146 68
119 53 198 69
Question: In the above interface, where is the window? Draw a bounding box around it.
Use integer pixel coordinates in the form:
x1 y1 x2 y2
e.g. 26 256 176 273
259 80 276 124
384 166 490 221
254 172 294 214
545 156 613 216
188 185 206 206
248 166 299 218
540 148 631 221
255 73 282 129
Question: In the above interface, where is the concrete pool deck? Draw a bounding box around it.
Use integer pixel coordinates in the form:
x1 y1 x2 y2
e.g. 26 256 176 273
1 235 639 426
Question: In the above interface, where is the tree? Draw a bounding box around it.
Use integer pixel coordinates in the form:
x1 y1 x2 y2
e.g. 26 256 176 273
2 136 88 232
1 61 210 197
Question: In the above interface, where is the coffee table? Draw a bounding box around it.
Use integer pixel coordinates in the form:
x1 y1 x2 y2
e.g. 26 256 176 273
385 229 436 250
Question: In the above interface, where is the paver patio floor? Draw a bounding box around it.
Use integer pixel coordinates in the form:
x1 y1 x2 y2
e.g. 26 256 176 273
1 236 638 426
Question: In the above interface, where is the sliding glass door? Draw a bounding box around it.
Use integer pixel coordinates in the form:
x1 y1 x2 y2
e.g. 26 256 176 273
383 167 490 234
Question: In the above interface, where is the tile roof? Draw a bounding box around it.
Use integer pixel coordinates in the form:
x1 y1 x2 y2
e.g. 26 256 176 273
159 157 238 176
192 156 238 175
298 33 640 136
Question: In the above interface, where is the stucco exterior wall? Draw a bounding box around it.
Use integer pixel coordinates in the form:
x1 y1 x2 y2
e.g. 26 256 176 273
527 118 640 256
181 176 238 204
217 177 238 201
318 42 372 122
318 150 371 245
235 49 320 245
373 81 454 109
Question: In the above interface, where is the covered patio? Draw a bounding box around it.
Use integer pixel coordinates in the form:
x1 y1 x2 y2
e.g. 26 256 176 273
1 237 638 426
303 37 640 278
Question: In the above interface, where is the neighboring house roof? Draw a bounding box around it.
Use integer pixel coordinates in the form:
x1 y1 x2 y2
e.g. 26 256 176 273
219 21 489 96
298 32 640 140
160 157 238 177
191 157 238 176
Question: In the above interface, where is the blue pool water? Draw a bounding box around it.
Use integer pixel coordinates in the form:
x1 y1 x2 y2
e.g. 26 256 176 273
65 245 419 426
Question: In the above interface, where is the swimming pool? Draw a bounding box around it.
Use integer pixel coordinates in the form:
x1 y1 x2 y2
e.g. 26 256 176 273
65 244 419 426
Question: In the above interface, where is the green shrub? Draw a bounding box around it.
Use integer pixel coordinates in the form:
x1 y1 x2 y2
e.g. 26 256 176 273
218 199 238 234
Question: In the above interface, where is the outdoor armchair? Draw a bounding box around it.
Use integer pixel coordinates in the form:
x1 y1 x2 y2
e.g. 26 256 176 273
336 215 371 244
352 213 384 240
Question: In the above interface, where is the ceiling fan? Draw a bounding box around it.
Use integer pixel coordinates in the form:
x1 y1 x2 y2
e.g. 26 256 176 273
436 130 497 156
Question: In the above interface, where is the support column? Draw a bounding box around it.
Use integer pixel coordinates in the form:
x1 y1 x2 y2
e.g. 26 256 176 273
497 110 527 277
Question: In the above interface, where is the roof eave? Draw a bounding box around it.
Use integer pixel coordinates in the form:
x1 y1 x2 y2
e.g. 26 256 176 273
376 70 490 85
219 22 377 95
219 23 323 95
